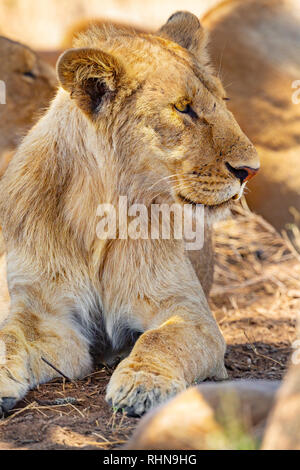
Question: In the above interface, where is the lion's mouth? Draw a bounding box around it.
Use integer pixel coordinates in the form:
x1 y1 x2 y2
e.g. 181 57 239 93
177 192 239 208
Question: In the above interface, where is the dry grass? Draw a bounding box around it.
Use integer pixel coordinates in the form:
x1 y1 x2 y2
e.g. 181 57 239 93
213 204 300 298
211 203 299 380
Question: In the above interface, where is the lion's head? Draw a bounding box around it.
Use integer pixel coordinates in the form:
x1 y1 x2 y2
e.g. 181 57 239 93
0 36 57 175
55 12 259 215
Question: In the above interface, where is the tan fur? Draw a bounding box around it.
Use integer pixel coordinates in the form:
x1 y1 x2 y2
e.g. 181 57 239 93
62 19 149 50
203 0 300 229
0 12 258 417
0 36 57 177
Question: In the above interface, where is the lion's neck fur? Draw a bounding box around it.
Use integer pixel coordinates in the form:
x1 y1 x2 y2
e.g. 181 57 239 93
0 89 175 282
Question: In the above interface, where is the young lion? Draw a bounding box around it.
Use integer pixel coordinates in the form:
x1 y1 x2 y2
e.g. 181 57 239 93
0 12 259 417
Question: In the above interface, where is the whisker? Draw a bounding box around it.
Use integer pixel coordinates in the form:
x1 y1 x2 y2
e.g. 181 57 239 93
151 180 196 201
147 174 179 191
217 42 227 78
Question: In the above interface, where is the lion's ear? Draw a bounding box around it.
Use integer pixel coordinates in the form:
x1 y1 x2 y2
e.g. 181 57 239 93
158 11 208 59
56 47 124 115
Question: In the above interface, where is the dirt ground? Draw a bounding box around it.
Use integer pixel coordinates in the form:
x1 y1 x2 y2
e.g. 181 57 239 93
0 206 299 450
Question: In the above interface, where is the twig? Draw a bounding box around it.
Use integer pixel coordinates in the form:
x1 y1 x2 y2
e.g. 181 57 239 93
35 397 81 407
69 403 85 418
93 432 109 442
41 356 76 385
87 439 126 448
282 230 300 262
0 402 36 426
244 331 284 367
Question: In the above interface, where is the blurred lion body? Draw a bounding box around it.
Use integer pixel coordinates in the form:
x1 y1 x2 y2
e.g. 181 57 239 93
0 13 258 417
126 380 280 449
0 37 57 177
203 0 300 229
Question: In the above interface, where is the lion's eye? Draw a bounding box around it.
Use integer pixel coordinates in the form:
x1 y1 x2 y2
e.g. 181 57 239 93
174 102 190 113
174 102 198 119
23 71 36 80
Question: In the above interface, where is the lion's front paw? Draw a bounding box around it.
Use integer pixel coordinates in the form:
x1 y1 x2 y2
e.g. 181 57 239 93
0 365 29 417
106 359 185 417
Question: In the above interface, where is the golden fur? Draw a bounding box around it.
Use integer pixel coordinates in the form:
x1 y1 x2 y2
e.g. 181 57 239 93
203 0 300 229
0 12 259 417
0 36 57 177
62 19 149 49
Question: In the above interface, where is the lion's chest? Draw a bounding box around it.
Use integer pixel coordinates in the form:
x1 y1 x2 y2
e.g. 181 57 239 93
72 303 142 367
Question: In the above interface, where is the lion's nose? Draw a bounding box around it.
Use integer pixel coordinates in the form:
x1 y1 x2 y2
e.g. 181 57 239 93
226 162 259 184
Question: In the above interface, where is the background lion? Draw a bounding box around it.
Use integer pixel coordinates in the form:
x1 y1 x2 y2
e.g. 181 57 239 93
203 0 300 230
0 36 57 177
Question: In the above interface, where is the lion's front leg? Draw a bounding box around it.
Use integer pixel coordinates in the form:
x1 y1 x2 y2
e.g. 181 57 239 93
106 306 227 417
0 293 92 416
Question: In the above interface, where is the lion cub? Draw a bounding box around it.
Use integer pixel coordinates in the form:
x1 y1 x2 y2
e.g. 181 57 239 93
0 12 259 417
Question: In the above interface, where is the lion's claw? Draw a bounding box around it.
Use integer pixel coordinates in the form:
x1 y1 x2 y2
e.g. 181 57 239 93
106 363 185 417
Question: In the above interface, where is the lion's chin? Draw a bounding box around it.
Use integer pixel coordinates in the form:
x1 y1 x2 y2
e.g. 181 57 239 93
176 192 237 225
